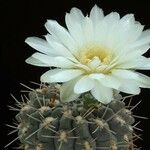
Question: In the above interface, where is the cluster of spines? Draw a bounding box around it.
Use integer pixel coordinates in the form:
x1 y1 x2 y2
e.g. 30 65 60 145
5 82 146 150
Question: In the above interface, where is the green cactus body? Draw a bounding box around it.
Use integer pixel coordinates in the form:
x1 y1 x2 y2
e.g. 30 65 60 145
11 84 137 150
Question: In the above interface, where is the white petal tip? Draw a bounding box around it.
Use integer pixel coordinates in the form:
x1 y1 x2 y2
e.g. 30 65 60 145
25 37 32 44
74 89 82 94
40 78 51 83
25 57 40 66
40 74 50 83
93 4 99 8
25 57 31 64
46 20 57 25
98 98 112 105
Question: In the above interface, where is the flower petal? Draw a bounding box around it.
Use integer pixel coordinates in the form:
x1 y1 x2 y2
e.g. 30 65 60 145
60 78 81 102
104 12 120 24
25 37 54 55
135 72 150 88
123 45 150 60
25 56 48 67
68 7 85 22
117 56 150 69
31 52 75 68
120 14 135 25
112 69 139 79
102 12 120 49
90 5 104 24
89 73 121 90
74 76 95 94
137 58 150 70
100 75 121 90
40 69 83 83
65 8 85 47
82 17 94 42
133 57 150 70
91 82 113 104
113 14 144 49
131 29 150 48
45 34 75 58
94 19 108 43
45 20 76 52
118 79 141 94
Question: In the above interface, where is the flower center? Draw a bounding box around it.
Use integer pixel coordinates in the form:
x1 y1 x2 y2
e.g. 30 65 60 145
79 47 112 65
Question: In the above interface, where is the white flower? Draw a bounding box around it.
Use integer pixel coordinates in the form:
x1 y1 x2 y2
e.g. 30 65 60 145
25 5 150 104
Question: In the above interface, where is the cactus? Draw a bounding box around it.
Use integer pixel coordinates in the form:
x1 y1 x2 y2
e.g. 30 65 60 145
7 83 140 150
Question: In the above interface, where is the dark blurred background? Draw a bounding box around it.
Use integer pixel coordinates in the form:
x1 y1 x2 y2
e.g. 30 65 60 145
1 0 150 149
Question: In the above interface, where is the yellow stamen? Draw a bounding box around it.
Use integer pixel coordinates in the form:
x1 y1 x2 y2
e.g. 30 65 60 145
79 46 112 65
